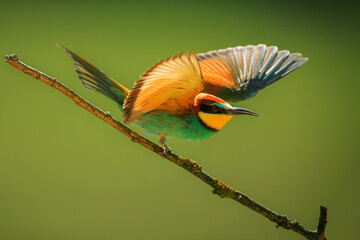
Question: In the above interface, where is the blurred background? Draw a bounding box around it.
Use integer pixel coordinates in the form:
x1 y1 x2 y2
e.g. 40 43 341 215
1 0 359 239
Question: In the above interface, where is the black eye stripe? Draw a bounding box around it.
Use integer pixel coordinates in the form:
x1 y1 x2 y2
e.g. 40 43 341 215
199 104 213 113
200 104 223 114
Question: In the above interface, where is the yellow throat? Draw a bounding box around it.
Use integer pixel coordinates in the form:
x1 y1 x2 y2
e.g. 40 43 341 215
198 112 233 131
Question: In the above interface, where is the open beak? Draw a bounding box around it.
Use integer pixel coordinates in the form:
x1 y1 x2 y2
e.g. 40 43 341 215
225 107 258 117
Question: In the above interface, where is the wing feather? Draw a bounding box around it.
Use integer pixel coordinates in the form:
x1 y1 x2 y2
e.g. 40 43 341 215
197 44 308 102
123 51 203 123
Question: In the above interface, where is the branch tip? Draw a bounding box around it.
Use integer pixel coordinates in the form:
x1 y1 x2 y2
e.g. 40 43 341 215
5 54 18 62
316 206 328 240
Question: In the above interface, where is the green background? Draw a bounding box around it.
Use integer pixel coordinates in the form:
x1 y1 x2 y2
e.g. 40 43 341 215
1 0 359 239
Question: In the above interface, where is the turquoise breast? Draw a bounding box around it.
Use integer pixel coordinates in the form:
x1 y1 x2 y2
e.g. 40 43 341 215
135 111 216 141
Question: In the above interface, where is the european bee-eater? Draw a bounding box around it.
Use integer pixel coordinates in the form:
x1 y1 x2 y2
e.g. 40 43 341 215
59 44 307 150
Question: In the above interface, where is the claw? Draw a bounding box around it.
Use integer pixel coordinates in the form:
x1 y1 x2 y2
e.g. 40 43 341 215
163 147 171 155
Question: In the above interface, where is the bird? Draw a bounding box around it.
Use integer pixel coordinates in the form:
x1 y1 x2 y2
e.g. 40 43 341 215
59 44 308 151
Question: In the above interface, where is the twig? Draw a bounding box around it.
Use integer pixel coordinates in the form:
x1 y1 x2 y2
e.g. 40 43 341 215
5 54 328 240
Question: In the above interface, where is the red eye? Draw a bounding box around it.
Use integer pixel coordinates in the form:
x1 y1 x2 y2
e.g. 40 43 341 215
212 105 219 112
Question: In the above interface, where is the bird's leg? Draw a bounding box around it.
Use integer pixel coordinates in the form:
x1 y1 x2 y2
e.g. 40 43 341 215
159 133 171 153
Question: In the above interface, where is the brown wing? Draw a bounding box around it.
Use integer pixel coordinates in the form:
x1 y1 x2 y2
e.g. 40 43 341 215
123 51 204 123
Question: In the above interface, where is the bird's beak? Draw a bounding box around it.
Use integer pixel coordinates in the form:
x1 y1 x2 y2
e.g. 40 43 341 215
225 107 259 117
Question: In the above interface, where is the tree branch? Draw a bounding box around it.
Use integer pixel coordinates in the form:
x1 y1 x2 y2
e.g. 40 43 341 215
5 54 328 240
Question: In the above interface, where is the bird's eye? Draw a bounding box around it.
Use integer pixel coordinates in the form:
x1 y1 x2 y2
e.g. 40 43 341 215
212 105 220 112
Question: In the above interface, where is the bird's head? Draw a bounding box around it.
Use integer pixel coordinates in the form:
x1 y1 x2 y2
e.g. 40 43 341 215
194 93 258 131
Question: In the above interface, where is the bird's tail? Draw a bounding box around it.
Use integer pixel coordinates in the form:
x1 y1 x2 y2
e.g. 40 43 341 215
58 45 129 107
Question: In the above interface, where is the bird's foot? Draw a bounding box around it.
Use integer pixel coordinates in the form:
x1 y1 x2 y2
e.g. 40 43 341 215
162 146 172 155
159 133 171 155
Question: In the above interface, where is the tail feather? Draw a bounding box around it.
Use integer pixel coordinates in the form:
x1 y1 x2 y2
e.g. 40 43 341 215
57 44 129 106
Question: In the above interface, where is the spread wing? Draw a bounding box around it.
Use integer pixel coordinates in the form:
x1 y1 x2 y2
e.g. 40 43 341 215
123 51 203 123
197 44 308 102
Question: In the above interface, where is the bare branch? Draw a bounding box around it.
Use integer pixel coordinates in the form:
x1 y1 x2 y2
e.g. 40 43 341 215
5 54 328 240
